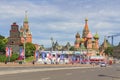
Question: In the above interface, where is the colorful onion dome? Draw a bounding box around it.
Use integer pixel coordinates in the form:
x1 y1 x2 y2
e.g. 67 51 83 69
94 32 99 39
75 40 80 44
87 32 93 39
80 38 85 42
76 32 80 38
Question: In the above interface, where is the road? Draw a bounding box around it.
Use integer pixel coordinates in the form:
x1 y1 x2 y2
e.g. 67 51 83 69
0 63 120 80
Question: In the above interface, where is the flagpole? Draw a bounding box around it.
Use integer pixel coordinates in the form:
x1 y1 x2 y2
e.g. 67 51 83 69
23 30 26 63
8 47 11 62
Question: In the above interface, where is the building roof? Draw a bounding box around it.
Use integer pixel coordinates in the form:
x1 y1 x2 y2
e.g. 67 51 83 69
76 32 80 38
94 32 99 39
80 38 85 42
87 32 93 39
75 39 80 44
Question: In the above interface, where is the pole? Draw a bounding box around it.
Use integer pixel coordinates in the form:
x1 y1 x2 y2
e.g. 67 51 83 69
24 38 26 63
23 30 26 63
9 55 10 62
51 37 53 52
111 36 113 46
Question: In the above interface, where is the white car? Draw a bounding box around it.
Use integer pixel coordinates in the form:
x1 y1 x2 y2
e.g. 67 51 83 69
100 62 107 67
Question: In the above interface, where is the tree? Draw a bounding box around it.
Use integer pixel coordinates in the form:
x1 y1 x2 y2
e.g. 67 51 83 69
25 42 36 57
104 47 113 56
0 35 5 39
69 46 75 51
0 35 8 54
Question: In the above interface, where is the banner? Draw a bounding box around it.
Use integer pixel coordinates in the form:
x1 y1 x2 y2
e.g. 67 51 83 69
19 47 24 58
60 54 64 60
41 52 46 59
47 53 52 59
6 47 12 57
34 50 39 59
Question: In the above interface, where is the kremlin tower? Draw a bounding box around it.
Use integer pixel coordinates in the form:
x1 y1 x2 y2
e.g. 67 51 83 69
7 22 21 53
20 11 32 43
8 12 32 53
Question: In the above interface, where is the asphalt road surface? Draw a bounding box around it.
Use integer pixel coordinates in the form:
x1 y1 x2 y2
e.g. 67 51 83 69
0 63 120 80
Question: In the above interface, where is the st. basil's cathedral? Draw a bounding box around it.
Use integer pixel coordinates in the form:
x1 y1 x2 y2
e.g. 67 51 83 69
74 18 100 56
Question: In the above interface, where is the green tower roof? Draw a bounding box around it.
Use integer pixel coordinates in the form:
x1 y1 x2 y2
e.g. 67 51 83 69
94 32 99 39
24 11 28 23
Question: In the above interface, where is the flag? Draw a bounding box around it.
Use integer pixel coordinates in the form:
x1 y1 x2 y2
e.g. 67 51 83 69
47 53 52 59
6 47 12 57
60 54 64 60
10 48 12 57
6 47 9 57
34 50 39 59
41 52 46 59
19 47 24 58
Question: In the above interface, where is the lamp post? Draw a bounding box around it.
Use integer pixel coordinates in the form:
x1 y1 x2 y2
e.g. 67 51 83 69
51 37 53 52
23 30 26 63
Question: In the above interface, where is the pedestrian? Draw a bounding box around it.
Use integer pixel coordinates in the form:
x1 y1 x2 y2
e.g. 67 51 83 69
5 61 7 64
32 60 35 65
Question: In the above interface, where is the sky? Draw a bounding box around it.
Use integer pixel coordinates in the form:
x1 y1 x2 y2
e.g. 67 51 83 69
0 0 120 47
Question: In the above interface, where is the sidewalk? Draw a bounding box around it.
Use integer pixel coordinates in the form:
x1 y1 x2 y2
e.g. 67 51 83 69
0 62 95 67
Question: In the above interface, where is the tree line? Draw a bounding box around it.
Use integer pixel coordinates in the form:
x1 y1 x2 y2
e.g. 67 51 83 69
0 34 36 62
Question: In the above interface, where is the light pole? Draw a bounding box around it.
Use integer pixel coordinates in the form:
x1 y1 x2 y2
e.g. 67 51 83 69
50 37 53 52
23 30 26 63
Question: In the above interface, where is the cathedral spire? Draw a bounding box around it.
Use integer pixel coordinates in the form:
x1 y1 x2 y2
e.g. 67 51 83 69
24 11 28 23
82 18 89 38
85 18 88 30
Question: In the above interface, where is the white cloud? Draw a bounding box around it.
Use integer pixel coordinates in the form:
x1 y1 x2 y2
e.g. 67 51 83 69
1 0 120 47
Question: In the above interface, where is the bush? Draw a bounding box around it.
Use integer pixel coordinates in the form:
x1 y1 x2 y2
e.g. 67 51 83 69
25 56 34 62
0 55 7 62
0 53 19 62
10 53 19 62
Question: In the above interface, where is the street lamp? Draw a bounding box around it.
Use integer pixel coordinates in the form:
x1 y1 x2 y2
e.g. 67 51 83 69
50 37 54 52
23 30 26 63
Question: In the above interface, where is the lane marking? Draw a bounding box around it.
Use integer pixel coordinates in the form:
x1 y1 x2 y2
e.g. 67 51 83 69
41 77 50 80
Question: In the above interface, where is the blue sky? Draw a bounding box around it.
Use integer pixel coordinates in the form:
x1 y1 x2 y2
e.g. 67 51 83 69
0 0 120 47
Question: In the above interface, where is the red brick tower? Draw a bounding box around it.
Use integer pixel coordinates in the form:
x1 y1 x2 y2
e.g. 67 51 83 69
20 11 32 43
7 22 21 53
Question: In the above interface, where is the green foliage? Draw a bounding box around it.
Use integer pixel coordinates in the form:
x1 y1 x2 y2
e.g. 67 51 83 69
25 56 34 62
0 37 8 53
0 55 7 62
10 53 19 62
0 35 5 39
69 46 75 51
104 47 113 56
25 42 36 57
0 53 19 62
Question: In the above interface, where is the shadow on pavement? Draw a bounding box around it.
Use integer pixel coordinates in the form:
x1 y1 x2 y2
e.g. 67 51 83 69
116 69 120 71
98 74 120 80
